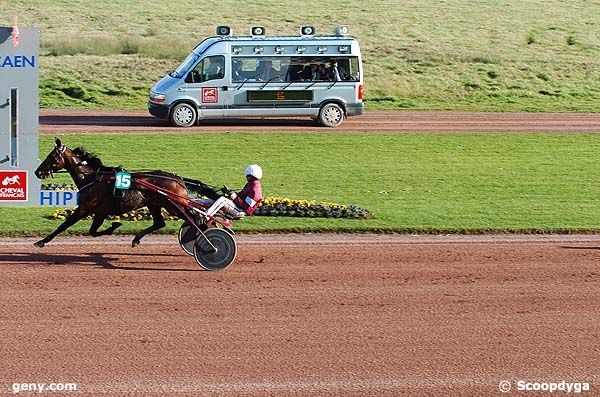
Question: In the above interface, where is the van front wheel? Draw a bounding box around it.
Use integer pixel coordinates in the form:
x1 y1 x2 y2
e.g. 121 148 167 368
318 103 345 127
170 103 197 127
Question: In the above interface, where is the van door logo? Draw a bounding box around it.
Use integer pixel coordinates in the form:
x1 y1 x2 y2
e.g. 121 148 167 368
202 87 218 103
0 171 27 201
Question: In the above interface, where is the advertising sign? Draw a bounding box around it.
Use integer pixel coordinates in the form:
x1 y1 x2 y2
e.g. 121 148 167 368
0 170 27 201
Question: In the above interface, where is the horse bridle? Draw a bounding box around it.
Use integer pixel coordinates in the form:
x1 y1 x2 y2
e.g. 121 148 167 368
45 144 88 177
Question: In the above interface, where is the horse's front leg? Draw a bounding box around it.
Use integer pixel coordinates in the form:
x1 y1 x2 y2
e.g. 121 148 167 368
34 207 88 247
131 206 165 248
89 214 122 237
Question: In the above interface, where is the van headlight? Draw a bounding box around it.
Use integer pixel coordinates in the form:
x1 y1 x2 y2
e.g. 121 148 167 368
149 91 166 103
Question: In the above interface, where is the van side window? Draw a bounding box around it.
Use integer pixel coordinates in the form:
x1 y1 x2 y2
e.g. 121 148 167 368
186 55 225 83
231 56 359 83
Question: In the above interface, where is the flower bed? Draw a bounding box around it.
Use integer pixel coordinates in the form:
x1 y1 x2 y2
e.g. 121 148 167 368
44 184 372 221
253 197 371 219
50 207 170 222
41 183 78 191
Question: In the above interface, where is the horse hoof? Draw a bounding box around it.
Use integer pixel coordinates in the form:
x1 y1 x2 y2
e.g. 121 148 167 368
112 222 123 229
34 240 45 248
131 239 140 248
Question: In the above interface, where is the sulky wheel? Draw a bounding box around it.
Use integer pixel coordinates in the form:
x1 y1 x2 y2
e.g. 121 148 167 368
178 221 199 256
193 228 237 271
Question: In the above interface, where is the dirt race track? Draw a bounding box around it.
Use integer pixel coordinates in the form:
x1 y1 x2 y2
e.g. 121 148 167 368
1 234 599 396
40 109 600 134
3 111 599 396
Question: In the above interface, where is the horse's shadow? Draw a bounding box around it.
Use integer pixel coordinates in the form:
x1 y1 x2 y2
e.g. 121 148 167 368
0 252 198 272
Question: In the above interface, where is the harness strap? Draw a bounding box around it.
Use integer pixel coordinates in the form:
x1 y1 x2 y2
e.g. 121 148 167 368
134 179 191 204
78 181 96 192
134 178 230 229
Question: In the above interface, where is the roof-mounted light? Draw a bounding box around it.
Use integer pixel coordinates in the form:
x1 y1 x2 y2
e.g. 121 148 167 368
251 26 266 37
335 25 350 36
338 45 349 53
216 26 232 36
254 46 264 54
300 26 316 37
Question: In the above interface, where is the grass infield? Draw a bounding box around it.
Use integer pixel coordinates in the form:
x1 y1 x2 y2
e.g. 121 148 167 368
3 1 600 111
1 132 600 236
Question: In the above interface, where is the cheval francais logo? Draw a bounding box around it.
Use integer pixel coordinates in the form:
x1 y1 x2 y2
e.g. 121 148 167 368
202 87 218 103
0 170 27 201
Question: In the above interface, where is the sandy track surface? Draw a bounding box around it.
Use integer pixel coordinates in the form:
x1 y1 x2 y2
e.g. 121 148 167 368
40 109 600 134
17 111 600 395
1 234 599 396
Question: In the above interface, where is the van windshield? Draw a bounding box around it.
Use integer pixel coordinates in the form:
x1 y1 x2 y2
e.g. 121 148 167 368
170 53 200 78
170 38 219 78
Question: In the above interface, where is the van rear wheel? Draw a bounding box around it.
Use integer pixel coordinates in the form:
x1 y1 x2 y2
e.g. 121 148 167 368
170 103 197 127
318 103 345 127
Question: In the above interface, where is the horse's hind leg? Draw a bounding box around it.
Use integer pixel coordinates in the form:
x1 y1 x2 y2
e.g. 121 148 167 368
89 214 122 237
131 206 165 248
34 207 87 248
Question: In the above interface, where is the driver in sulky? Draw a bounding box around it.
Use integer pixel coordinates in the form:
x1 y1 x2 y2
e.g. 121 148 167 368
196 164 263 219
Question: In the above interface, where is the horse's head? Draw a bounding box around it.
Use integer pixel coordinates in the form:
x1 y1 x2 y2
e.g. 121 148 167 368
35 138 67 179
36 138 106 182
35 137 90 179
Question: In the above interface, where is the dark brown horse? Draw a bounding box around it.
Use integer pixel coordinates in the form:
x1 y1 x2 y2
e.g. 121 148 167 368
34 138 218 248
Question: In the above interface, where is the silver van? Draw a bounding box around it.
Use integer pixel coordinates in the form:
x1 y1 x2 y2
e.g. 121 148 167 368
148 26 364 127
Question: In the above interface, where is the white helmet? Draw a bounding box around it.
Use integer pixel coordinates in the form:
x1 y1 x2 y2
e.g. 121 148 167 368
245 164 263 180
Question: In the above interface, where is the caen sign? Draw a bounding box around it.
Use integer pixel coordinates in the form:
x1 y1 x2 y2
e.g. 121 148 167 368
0 55 36 68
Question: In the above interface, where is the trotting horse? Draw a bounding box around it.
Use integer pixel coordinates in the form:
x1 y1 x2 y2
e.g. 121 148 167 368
34 138 218 248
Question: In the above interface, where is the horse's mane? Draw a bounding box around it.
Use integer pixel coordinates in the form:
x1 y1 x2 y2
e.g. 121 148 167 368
72 146 105 169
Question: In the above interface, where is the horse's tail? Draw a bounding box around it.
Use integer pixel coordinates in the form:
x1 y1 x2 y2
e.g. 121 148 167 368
183 177 220 200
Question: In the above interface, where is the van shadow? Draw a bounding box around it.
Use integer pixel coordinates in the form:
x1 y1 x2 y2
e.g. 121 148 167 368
560 246 600 251
40 114 320 129
40 114 162 128
192 118 320 128
0 252 198 272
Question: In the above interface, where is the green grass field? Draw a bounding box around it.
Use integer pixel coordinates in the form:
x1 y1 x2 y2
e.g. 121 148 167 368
2 2 600 236
2 133 600 237
3 1 600 111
